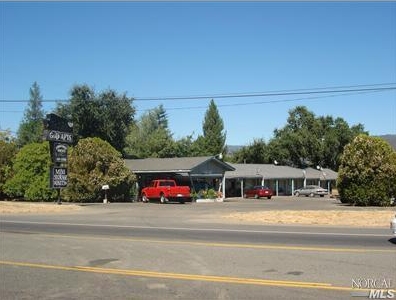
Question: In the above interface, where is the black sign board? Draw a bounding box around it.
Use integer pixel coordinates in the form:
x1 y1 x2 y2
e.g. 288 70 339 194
44 113 73 133
50 167 68 189
44 130 73 144
51 142 68 163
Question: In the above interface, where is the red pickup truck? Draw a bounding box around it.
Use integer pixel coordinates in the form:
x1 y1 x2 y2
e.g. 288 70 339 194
141 179 192 204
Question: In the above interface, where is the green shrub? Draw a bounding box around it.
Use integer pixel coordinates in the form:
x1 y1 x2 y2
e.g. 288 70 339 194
337 135 396 206
192 188 218 200
0 137 18 198
64 137 135 202
3 142 57 201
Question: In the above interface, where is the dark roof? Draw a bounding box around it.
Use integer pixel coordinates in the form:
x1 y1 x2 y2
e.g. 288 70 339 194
227 163 302 179
303 167 338 180
124 157 337 180
227 164 337 180
124 156 235 174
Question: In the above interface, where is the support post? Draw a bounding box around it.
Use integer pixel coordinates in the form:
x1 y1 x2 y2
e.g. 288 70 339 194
57 189 61 205
221 175 226 200
291 179 294 196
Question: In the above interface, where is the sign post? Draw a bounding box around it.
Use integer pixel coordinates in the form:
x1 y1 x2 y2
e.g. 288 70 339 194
43 113 73 205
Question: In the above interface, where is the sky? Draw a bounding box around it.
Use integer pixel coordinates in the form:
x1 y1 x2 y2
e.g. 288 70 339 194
1 2 395 146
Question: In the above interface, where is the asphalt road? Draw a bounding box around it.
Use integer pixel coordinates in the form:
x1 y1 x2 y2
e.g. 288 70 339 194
1 198 395 300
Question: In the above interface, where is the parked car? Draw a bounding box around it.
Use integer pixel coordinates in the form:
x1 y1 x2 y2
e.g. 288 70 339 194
294 185 328 197
243 186 273 199
141 179 192 204
391 214 396 236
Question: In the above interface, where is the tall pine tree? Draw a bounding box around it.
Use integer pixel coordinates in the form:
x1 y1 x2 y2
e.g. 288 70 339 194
194 99 226 156
17 82 45 146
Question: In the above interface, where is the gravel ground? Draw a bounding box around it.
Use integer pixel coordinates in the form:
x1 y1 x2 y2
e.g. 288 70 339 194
222 210 395 227
0 201 82 214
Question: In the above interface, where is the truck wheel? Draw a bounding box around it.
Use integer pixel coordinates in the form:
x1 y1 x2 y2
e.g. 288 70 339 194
160 194 167 204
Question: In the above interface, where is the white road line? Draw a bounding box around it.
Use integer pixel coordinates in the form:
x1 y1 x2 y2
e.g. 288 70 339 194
0 220 390 237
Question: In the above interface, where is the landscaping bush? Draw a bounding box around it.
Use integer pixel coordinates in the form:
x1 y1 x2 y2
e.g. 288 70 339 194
337 135 396 206
3 142 57 201
64 137 135 202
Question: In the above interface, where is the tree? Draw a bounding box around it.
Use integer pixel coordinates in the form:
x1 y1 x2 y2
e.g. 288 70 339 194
0 131 18 198
64 137 135 202
3 142 56 201
267 106 366 169
229 106 366 168
231 139 268 163
97 89 136 152
124 105 176 158
172 135 195 157
193 99 226 156
271 106 323 167
17 82 45 146
337 135 396 206
56 85 135 153
155 104 169 129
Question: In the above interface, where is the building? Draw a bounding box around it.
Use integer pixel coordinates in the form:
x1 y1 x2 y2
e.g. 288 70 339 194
225 163 337 197
124 156 235 200
124 157 338 199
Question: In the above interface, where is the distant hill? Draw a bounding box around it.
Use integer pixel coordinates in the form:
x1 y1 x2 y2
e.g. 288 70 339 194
378 134 396 150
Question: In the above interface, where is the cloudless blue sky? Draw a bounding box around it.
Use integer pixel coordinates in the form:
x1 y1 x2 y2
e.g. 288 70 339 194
1 2 395 146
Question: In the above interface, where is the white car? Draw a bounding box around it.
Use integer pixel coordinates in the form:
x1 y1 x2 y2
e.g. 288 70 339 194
391 214 396 236
294 185 328 197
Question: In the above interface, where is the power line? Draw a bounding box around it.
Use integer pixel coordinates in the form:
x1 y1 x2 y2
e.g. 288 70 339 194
150 88 394 112
0 83 395 103
1 86 395 114
136 84 396 101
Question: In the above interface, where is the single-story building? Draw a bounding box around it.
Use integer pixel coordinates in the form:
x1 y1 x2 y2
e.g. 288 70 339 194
124 156 235 200
225 163 338 197
124 156 338 199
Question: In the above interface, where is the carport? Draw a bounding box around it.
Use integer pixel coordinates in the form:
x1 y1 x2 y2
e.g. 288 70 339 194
124 156 235 200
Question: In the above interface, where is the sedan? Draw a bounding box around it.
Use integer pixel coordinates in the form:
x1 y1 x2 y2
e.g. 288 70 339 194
244 186 273 199
294 185 328 197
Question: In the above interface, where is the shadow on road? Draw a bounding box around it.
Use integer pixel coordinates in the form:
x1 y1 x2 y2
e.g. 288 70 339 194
388 237 396 245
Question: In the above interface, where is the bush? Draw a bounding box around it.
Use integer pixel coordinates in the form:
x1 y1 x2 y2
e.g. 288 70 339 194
191 188 219 200
64 137 136 202
0 137 18 198
3 142 57 201
337 135 396 206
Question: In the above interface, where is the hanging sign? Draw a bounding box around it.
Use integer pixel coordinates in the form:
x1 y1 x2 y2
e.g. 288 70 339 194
51 142 68 163
50 167 68 189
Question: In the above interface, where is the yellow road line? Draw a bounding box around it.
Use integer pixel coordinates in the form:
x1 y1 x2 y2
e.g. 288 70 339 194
1 230 393 253
0 260 362 292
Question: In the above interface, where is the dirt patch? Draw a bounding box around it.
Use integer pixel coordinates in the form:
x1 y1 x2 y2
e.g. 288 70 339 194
223 210 395 227
0 201 82 214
